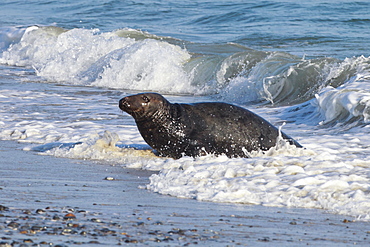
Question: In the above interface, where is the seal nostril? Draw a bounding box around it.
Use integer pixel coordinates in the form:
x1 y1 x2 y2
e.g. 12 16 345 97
119 98 125 108
119 97 131 110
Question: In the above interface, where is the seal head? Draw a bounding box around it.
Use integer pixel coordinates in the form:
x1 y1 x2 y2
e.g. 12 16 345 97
119 93 171 122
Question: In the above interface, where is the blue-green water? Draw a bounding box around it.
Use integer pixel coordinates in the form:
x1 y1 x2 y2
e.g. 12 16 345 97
2 0 370 58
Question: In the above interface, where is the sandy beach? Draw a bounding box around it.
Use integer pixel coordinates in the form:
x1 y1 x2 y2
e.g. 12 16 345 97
0 140 369 246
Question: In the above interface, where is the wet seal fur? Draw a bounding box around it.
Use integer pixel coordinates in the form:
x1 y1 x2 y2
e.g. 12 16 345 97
119 93 302 159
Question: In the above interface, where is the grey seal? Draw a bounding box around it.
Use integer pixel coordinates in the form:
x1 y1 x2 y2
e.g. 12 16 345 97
119 93 301 159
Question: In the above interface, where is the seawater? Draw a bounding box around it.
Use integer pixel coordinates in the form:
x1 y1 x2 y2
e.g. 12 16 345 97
1 0 370 219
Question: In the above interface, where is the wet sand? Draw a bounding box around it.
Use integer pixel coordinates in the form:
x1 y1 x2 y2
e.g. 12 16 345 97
1 140 370 246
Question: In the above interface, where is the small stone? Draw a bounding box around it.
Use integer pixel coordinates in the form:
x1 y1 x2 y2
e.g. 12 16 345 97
31 225 44 231
53 215 61 220
7 221 20 229
63 213 76 220
68 223 80 228
19 225 30 231
61 228 74 235
124 239 138 243
163 236 174 241
258 237 270 242
0 243 12 247
168 229 186 235
88 241 101 244
104 176 114 181
36 209 46 214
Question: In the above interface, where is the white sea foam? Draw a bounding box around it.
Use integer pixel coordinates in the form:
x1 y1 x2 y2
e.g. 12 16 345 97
310 56 370 125
0 26 195 94
89 39 193 93
4 124 370 219
146 137 370 219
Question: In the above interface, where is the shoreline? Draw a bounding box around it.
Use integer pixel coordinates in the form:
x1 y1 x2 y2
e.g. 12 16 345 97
1 140 369 246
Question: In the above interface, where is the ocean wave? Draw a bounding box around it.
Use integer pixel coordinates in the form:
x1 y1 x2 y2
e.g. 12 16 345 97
281 56 370 127
1 26 370 126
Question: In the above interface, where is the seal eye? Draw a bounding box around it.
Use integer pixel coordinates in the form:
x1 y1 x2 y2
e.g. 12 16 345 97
142 95 150 103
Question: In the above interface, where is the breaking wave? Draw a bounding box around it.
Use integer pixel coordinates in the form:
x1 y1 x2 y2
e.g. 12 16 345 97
1 26 370 126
